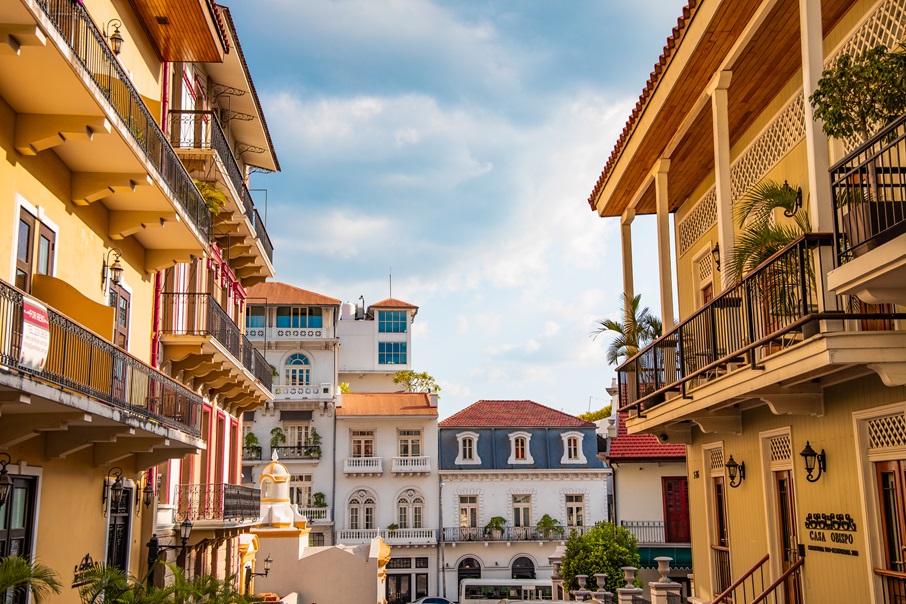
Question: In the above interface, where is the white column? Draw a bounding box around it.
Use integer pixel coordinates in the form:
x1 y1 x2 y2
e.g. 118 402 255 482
654 160 675 326
710 70 734 290
799 0 833 232
621 209 635 322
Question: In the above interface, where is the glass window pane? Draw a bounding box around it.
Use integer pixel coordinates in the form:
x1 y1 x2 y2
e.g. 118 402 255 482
17 220 30 262
11 488 27 529
38 235 50 275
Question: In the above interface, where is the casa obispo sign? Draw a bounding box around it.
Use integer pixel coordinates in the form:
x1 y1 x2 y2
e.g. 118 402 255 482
805 513 859 557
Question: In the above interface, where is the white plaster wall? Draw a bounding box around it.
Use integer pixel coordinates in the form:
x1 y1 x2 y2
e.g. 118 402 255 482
338 372 398 393
612 461 686 523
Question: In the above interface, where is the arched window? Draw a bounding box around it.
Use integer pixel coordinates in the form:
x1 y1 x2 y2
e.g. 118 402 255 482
512 556 535 579
348 492 376 530
396 491 425 529
458 557 481 586
284 353 311 386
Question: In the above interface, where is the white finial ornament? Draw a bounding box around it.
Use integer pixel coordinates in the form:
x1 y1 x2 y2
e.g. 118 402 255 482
272 449 279 461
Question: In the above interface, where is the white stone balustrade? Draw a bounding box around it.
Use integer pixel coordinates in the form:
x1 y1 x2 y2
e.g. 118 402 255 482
297 506 332 522
343 457 383 475
392 456 431 473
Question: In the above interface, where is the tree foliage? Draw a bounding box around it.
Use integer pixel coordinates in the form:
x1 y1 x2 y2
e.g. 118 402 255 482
560 523 642 594
393 370 441 396
590 294 662 366
0 555 61 604
809 44 906 143
578 405 612 423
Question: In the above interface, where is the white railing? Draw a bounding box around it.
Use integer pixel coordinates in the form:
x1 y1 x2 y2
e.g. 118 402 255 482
343 457 383 474
336 528 437 544
246 326 334 340
298 507 332 522
273 384 331 399
392 456 431 473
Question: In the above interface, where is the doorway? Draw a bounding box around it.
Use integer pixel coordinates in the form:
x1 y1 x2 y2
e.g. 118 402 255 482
663 477 690 542
386 574 411 604
774 470 802 604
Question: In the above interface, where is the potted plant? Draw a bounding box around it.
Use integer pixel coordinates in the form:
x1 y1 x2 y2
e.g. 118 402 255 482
386 523 399 537
269 426 286 451
244 432 261 459
193 179 227 215
312 492 327 508
484 516 507 540
536 514 565 540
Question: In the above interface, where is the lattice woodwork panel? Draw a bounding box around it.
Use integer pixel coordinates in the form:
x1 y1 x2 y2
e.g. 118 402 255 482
678 186 716 255
769 434 792 462
709 447 725 470
698 254 713 282
868 414 906 449
830 0 906 64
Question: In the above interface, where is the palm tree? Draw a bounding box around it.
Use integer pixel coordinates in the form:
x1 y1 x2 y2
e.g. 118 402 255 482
591 293 662 365
727 180 811 284
0 555 62 604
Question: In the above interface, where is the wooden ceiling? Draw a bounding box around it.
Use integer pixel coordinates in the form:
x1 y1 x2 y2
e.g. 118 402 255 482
597 0 855 217
129 0 225 62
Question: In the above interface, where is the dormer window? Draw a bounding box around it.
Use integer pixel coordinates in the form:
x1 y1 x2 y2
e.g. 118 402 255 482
277 306 322 329
507 431 534 465
560 431 588 464
455 431 481 465
378 310 407 333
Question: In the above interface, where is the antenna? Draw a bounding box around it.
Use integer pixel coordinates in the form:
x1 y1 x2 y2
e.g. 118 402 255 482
389 268 392 299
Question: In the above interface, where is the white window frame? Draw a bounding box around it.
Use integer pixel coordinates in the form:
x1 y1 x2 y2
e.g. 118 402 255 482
398 429 422 457
290 474 312 507
560 431 588 464
458 495 479 528
455 431 481 465
507 431 534 465
351 429 375 458
565 494 585 527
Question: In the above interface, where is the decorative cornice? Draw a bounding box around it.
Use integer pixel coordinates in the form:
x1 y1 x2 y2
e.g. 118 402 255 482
439 470 608 482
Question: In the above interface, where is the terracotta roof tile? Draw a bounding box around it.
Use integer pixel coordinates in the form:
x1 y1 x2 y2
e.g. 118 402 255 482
369 298 418 309
337 393 438 417
608 411 685 461
439 400 594 428
246 282 341 306
587 0 699 212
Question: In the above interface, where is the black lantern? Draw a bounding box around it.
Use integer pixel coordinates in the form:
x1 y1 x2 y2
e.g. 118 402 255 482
106 19 124 56
102 466 124 514
146 518 193 586
781 180 803 217
800 441 826 482
711 242 721 271
244 554 273 595
138 471 155 509
179 518 193 543
0 453 13 507
725 455 745 488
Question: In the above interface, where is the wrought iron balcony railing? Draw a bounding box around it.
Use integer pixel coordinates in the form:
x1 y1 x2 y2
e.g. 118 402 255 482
36 0 210 242
242 445 262 461
832 112 906 263
176 483 260 522
617 233 906 413
243 334 272 391
0 280 201 436
168 110 273 262
442 525 590 543
162 293 241 358
620 521 666 543
273 445 321 460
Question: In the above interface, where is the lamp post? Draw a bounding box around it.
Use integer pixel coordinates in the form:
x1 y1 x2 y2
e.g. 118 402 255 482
146 518 193 586
0 453 13 507
244 555 272 595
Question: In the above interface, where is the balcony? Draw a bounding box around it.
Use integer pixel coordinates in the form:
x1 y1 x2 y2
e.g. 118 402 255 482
298 507 332 523
620 521 692 569
168 110 274 277
337 528 436 545
161 293 272 410
273 383 332 401
246 325 335 341
0 0 210 259
176 483 260 525
392 456 431 474
0 278 203 462
441 526 590 543
273 445 321 461
828 113 906 306
618 234 906 436
343 457 383 476
242 445 262 461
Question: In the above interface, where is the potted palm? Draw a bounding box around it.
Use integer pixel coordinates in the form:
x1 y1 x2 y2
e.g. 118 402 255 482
484 516 507 540
244 432 261 460
269 426 286 456
536 514 565 540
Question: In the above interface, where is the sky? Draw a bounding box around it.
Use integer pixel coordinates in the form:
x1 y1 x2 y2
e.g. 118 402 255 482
228 0 688 420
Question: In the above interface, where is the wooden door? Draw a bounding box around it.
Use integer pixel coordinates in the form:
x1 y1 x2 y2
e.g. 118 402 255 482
774 471 802 604
877 461 906 603
663 476 690 542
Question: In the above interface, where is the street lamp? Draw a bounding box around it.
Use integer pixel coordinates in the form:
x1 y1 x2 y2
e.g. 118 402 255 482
800 441 826 483
0 453 13 507
102 467 125 515
725 456 745 488
146 518 193 585
244 555 272 595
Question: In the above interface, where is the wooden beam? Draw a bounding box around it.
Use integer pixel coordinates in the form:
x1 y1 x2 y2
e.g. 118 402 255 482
15 114 110 155
45 426 135 459
109 211 178 240
71 173 152 205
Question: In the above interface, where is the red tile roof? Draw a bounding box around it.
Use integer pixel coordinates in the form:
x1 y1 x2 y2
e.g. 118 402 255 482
439 400 594 428
337 393 438 417
608 411 686 461
587 0 699 212
246 282 341 306
369 297 419 318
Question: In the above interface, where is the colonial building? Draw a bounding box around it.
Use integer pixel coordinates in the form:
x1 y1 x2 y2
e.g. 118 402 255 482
587 0 906 602
437 400 610 601
0 0 275 597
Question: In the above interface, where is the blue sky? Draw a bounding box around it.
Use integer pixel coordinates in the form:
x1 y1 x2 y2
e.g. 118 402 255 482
229 0 687 419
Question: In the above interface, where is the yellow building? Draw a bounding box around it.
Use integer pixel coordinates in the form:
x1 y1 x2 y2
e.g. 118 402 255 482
588 0 906 602
0 0 276 599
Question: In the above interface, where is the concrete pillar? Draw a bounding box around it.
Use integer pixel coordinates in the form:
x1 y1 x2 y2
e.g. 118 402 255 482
621 209 636 323
655 160 675 327
709 70 734 290
616 566 643 604
650 582 684 604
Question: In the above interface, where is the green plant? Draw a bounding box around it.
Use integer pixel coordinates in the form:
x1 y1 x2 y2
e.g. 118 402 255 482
0 555 61 604
312 492 327 508
536 514 565 537
269 426 286 449
307 427 322 446
809 44 906 144
387 523 399 535
244 431 260 448
727 180 811 284
560 522 642 594
590 294 662 365
578 405 612 423
194 179 228 216
483 516 507 538
393 370 441 396
339 382 351 393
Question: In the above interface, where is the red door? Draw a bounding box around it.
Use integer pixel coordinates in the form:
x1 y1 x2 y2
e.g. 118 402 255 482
663 477 690 542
